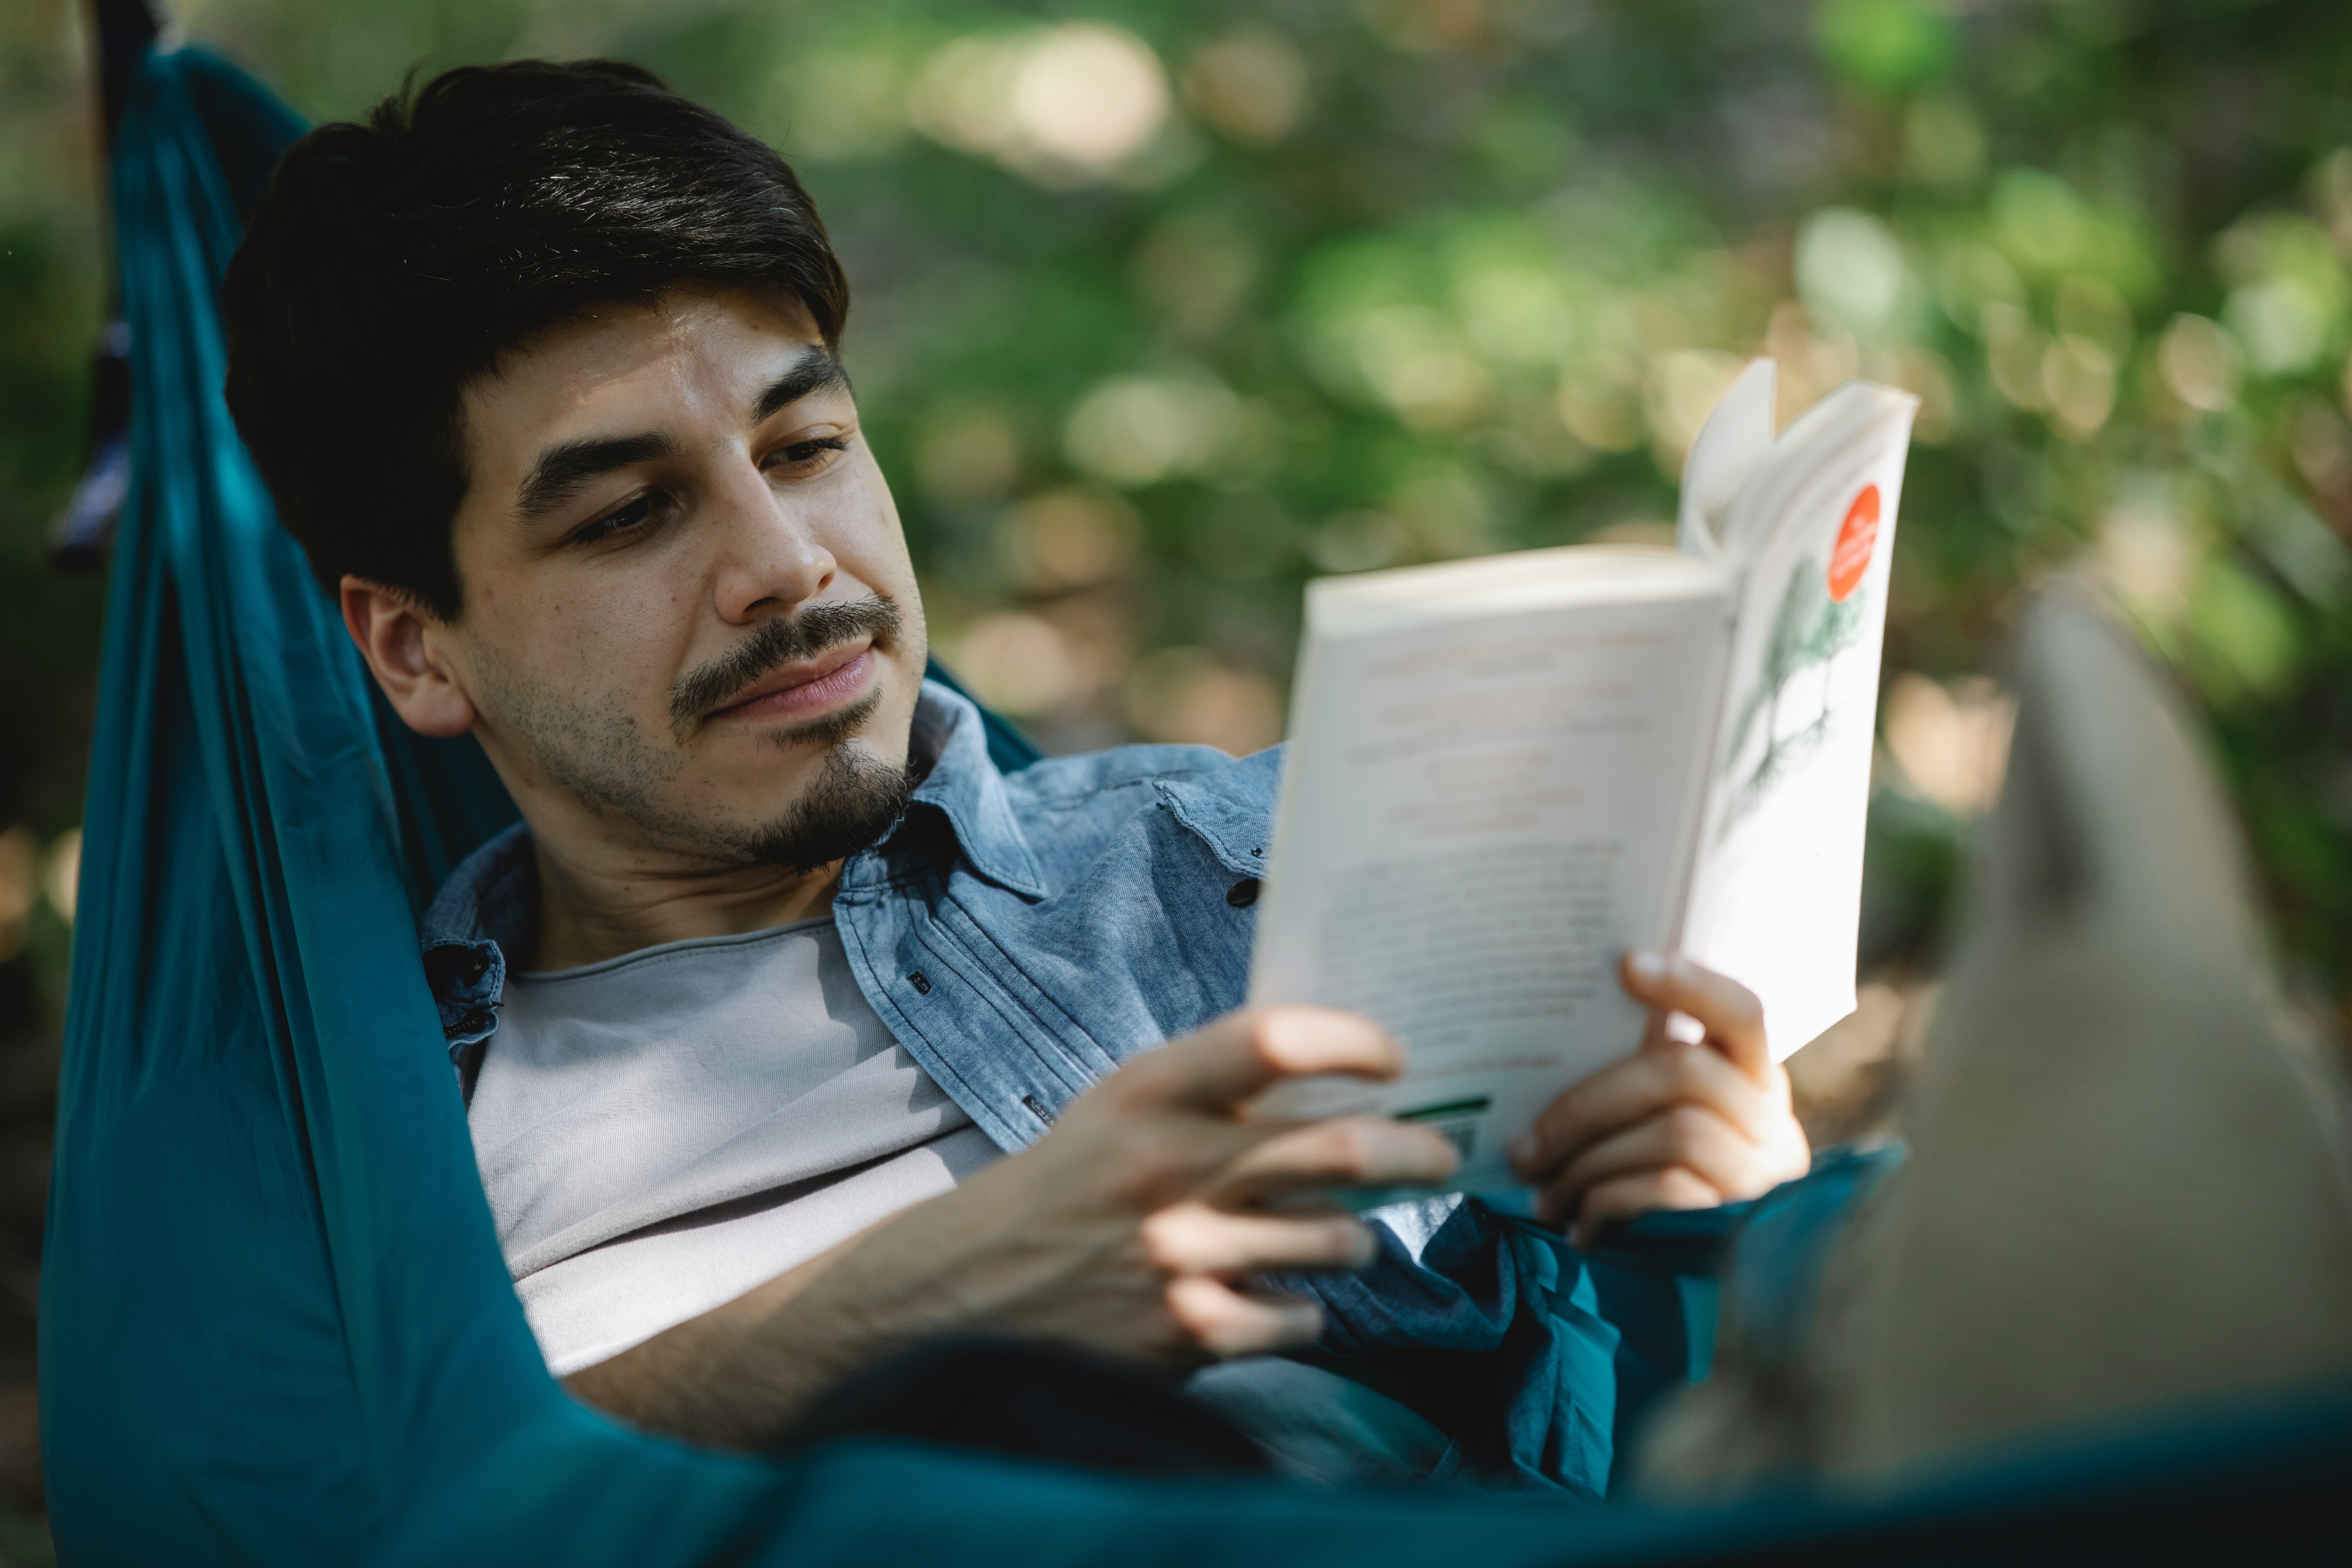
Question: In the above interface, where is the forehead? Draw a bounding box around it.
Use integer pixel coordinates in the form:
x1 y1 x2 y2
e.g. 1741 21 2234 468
459 286 829 470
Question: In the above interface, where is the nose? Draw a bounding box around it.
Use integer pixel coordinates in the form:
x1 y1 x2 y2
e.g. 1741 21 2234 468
708 452 836 624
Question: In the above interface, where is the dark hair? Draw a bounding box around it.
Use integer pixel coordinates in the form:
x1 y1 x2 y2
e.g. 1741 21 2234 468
223 60 850 618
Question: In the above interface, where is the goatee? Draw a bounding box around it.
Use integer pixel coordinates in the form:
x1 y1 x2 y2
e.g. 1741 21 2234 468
742 736 918 874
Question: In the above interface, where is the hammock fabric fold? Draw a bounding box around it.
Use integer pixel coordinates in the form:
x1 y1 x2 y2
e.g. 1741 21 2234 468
38 38 2352 1567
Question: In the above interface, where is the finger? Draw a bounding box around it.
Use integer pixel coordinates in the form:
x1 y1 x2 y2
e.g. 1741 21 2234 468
1534 1105 1759 1227
1204 1115 1459 1207
1139 1200 1377 1275
1620 951 1770 1081
1116 1007 1406 1114
1634 1001 1703 1055
1569 1168 1723 1250
1165 1275 1324 1357
1091 1115 1281 1208
1512 1038 1774 1183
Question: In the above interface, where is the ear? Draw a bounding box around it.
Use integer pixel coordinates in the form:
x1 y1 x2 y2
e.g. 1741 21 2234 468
340 576 478 739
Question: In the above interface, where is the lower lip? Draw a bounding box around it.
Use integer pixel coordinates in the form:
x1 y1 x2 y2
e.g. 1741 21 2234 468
714 648 877 724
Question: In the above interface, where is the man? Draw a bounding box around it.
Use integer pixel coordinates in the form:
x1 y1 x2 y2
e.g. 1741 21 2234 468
221 59 1810 1477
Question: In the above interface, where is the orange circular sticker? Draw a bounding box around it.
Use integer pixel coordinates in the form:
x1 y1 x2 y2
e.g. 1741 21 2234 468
1827 483 1880 603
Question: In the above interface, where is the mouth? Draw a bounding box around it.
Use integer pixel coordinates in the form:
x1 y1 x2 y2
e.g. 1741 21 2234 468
706 639 878 726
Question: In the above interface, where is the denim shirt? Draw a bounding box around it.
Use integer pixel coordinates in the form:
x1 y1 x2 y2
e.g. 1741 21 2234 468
419 681 1728 1496
421 682 1281 1133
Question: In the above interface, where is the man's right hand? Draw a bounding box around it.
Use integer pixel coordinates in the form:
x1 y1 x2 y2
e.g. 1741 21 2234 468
566 1006 1459 1444
877 1004 1463 1359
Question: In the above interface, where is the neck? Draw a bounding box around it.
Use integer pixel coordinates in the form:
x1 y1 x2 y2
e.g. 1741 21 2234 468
527 835 843 971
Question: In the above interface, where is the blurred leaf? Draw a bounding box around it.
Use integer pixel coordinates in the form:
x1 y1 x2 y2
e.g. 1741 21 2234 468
2190 556 2301 700
1814 0 1956 95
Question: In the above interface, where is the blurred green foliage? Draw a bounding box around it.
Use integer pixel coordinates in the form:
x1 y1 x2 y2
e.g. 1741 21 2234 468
6 0 2352 1023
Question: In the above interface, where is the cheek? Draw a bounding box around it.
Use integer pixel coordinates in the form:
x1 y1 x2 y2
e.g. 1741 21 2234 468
498 572 696 722
812 452 919 597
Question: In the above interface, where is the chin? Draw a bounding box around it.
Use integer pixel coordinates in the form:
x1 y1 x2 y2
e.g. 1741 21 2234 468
736 725 922 873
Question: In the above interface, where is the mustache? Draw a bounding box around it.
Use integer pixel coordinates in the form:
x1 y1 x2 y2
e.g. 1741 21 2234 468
669 594 904 732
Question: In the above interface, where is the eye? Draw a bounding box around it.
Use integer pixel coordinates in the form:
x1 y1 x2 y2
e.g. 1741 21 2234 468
764 435 850 476
566 490 672 548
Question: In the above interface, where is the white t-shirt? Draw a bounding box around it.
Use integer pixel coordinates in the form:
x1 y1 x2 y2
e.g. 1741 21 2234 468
465 912 1452 1483
467 916 1001 1376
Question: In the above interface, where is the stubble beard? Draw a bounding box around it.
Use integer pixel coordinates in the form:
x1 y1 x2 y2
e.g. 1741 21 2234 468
474 607 920 875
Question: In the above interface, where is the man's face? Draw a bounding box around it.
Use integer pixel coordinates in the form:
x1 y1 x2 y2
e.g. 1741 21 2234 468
431 284 927 872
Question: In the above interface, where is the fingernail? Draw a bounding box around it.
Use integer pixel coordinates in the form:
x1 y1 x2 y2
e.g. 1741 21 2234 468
1628 950 1667 984
1508 1132 1540 1171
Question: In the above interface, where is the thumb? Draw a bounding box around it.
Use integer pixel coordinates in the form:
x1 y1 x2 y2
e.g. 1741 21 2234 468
1620 951 1772 1083
1121 1007 1406 1113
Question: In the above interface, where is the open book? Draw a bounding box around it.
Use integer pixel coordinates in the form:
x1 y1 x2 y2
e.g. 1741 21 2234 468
1248 361 1918 1194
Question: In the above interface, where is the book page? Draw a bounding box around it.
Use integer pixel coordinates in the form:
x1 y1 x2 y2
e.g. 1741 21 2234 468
1676 358 1778 560
1679 383 1919 1058
1250 565 1731 1192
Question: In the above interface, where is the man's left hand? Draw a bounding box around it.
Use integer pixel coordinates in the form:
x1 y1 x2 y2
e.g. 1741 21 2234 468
1507 952 1810 1244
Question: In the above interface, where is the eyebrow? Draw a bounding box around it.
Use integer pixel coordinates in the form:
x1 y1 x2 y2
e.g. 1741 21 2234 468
515 432 676 523
754 350 853 422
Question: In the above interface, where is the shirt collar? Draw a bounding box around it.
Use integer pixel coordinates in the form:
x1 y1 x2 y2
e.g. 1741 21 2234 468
892 679 1049 899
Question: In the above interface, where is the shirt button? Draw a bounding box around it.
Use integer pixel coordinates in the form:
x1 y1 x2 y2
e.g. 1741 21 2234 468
909 972 933 995
1226 878 1261 908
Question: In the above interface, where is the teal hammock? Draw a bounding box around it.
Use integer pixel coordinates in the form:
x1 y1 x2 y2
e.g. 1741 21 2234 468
39 37 2352 1566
